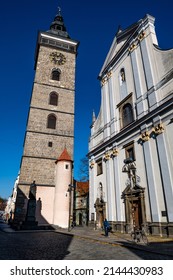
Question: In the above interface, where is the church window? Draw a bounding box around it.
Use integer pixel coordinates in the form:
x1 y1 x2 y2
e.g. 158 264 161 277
47 114 56 129
51 68 61 81
125 144 135 161
97 160 103 176
124 143 136 178
49 92 58 106
122 103 134 127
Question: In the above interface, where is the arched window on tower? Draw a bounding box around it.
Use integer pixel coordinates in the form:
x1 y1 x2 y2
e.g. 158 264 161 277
122 103 134 127
47 114 56 129
49 92 58 106
51 68 61 81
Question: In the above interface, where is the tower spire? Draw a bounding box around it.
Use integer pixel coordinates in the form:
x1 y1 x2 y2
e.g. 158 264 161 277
49 6 70 38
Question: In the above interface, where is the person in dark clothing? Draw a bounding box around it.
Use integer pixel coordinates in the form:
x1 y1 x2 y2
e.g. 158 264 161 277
103 218 110 237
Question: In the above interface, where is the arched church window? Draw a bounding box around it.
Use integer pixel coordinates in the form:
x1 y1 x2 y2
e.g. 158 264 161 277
51 68 61 81
47 114 56 129
49 92 58 106
122 103 134 127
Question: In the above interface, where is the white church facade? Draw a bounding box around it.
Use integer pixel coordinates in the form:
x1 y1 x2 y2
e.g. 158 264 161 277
88 14 173 236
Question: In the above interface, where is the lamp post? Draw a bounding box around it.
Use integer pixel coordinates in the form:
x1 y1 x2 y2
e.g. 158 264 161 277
67 184 74 232
122 157 136 230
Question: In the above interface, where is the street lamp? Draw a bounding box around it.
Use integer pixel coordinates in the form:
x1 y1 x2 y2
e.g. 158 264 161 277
122 157 136 230
67 184 75 231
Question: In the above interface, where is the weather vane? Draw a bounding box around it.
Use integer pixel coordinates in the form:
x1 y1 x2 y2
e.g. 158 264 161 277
58 6 61 15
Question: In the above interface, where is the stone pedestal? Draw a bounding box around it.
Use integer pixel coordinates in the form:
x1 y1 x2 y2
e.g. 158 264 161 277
21 181 38 230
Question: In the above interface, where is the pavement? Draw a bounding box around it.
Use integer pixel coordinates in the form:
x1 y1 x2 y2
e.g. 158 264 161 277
55 226 173 258
1 220 173 258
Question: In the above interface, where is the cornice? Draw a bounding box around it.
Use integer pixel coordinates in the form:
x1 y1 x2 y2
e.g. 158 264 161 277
30 105 75 116
88 97 173 156
40 31 79 46
34 81 75 92
26 130 74 138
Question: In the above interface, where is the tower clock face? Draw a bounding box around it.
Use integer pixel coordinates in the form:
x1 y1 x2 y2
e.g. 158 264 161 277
49 52 66 65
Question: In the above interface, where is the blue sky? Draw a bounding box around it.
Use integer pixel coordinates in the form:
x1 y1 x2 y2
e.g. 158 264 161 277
0 0 173 199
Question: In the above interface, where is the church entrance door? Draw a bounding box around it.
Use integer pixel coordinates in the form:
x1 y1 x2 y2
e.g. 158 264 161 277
122 185 146 232
131 199 142 229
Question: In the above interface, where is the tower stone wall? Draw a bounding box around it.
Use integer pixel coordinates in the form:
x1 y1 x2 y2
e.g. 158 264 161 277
13 10 78 228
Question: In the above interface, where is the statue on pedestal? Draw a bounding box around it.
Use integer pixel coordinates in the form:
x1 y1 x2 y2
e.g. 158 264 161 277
26 181 37 222
22 181 38 229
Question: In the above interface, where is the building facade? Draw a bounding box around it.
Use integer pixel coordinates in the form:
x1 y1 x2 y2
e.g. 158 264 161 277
89 14 173 236
74 181 89 226
13 9 79 229
4 174 18 222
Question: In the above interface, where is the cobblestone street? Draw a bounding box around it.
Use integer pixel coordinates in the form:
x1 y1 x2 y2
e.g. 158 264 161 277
0 221 173 260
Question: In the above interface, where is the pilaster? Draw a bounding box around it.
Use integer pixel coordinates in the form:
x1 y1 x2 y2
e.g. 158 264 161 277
107 72 117 136
113 155 123 222
142 140 160 222
101 78 110 140
140 39 158 109
130 45 148 117
156 133 173 222
103 152 115 220
89 157 96 220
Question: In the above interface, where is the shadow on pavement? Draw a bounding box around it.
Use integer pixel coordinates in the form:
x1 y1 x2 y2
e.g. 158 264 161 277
108 238 173 260
1 221 173 260
0 230 74 260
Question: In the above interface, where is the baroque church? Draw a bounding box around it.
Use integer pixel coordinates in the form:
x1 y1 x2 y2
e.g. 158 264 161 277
12 9 79 229
88 14 173 236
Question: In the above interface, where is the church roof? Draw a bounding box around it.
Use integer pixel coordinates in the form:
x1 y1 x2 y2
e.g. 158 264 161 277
55 148 72 163
98 14 155 78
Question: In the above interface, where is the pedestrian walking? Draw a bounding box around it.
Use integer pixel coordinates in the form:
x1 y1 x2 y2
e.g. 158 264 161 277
103 218 110 237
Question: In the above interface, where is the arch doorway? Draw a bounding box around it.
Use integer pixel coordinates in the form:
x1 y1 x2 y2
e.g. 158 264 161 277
122 185 146 232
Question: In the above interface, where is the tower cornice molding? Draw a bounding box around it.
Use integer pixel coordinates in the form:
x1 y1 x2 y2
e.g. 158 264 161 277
30 105 75 116
34 81 75 92
40 32 79 46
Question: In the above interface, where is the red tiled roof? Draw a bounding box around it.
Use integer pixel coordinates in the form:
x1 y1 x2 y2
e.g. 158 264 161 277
55 148 72 163
76 181 89 194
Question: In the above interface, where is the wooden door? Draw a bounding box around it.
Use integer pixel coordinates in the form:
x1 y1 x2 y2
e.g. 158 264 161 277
133 200 142 229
